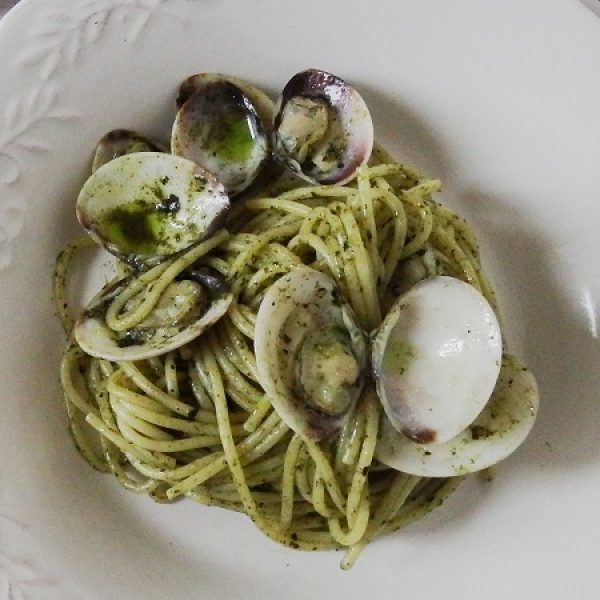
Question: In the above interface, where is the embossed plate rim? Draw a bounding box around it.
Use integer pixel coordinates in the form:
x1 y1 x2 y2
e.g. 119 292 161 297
1 1 600 599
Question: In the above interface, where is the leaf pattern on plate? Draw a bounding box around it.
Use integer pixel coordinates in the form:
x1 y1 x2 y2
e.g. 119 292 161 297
1 0 190 271
0 555 78 600
0 0 189 591
0 86 79 270
17 0 186 78
0 86 77 185
0 512 80 600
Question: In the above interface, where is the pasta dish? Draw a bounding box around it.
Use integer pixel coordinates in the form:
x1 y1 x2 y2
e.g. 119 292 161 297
54 69 538 569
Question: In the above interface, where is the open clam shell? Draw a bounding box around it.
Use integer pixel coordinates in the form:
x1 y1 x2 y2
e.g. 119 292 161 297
176 73 275 128
272 69 374 185
76 152 230 265
375 354 539 476
74 268 233 361
254 268 367 441
372 276 502 445
172 78 271 195
91 129 162 173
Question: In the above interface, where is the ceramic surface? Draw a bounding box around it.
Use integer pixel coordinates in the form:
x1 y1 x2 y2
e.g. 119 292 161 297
1 1 599 598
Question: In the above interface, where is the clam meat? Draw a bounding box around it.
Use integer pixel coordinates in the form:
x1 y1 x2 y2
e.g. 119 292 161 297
254 268 367 440
74 267 233 361
272 69 374 185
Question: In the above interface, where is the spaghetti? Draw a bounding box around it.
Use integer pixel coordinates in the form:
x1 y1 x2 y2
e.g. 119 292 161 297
55 144 495 568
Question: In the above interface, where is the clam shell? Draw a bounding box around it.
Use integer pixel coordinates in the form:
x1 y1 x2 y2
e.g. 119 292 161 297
272 69 374 185
375 354 539 476
372 276 502 445
172 80 270 195
176 73 275 128
76 152 230 265
254 268 366 440
92 129 162 173
74 274 233 361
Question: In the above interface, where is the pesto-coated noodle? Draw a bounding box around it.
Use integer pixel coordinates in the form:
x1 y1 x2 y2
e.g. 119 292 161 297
55 146 494 568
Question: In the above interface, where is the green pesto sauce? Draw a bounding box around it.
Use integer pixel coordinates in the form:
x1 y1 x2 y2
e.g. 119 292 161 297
200 114 254 164
382 338 417 375
98 203 165 255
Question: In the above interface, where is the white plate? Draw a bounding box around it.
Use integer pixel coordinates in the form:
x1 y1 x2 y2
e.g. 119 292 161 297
1 1 600 598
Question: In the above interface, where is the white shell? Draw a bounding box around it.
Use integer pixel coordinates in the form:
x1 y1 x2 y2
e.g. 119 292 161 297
76 152 229 264
74 278 233 361
372 276 502 444
375 354 539 476
254 268 366 440
272 69 374 185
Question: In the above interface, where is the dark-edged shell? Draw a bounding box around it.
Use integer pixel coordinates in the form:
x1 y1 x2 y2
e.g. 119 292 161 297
92 129 162 173
375 354 539 476
172 78 271 195
254 268 366 441
176 73 275 128
272 69 373 185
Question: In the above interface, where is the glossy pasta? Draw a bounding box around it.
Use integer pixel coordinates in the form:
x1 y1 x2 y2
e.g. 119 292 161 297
55 145 496 568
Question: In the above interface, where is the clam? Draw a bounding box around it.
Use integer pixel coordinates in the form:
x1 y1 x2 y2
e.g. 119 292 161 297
375 354 539 476
272 69 374 185
74 267 233 361
372 276 502 445
254 268 367 440
91 129 162 173
76 152 230 265
171 77 271 195
176 73 275 127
